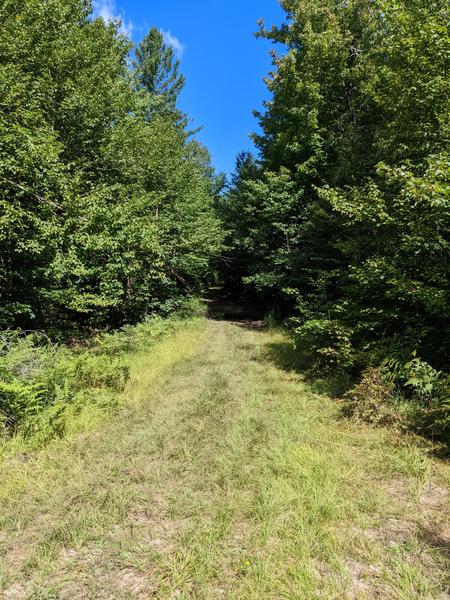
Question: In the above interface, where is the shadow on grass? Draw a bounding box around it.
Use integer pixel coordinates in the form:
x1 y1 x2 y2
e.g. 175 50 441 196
262 337 352 398
418 524 450 564
232 323 450 459
234 325 449 460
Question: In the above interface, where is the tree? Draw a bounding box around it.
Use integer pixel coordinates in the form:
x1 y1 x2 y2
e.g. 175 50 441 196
0 0 132 326
0 0 222 329
133 27 185 121
222 0 450 372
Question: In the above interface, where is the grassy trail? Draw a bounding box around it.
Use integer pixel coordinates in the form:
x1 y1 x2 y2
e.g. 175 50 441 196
0 319 449 599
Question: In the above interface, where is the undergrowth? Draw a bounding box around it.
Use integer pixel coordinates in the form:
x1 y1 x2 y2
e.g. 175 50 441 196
288 319 450 447
0 298 205 452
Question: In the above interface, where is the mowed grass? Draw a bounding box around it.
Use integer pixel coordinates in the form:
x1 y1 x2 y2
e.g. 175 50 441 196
0 319 449 599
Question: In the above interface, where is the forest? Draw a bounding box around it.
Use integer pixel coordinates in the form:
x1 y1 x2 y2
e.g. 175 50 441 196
0 1 449 597
219 0 450 441
2 0 448 443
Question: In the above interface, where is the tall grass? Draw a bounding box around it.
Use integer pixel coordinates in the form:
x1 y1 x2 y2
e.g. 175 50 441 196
0 299 206 452
0 321 448 598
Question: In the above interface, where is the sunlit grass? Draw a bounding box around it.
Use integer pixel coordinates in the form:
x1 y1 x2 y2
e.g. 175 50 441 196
0 320 448 599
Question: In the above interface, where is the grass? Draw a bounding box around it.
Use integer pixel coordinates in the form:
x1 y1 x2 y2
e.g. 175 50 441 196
0 319 449 599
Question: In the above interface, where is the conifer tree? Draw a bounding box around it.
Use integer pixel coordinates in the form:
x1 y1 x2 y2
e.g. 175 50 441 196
134 27 185 120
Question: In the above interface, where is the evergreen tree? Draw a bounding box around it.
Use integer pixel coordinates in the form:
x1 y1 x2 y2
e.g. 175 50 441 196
133 27 185 120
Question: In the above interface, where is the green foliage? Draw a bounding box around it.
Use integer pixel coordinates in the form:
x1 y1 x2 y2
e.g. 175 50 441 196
134 27 185 122
0 331 128 440
0 1 222 329
292 319 354 374
0 380 46 431
383 355 442 403
0 302 201 445
220 0 450 441
382 356 450 442
423 377 450 442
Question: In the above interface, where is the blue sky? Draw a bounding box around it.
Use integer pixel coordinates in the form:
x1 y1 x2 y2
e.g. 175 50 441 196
93 0 285 175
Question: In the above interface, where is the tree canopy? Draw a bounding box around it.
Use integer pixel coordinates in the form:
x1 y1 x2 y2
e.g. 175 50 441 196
0 0 222 329
220 0 450 438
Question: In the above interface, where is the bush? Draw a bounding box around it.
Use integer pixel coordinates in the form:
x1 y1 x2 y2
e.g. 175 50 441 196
292 319 355 374
343 367 403 427
383 355 442 402
345 356 450 444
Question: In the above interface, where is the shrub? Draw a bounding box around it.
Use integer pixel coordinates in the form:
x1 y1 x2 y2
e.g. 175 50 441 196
343 367 402 427
383 355 442 402
292 319 355 374
345 356 450 444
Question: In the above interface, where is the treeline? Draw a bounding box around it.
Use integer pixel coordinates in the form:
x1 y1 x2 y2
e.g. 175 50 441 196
1 0 222 330
220 0 450 440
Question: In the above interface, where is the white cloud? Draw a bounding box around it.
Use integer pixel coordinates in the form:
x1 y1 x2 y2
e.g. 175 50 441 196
161 30 186 58
93 0 133 38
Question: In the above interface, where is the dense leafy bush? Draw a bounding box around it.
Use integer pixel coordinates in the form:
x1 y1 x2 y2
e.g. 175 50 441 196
292 319 354 374
383 355 442 403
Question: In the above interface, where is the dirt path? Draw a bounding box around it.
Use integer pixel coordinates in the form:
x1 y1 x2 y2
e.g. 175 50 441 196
0 319 449 599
